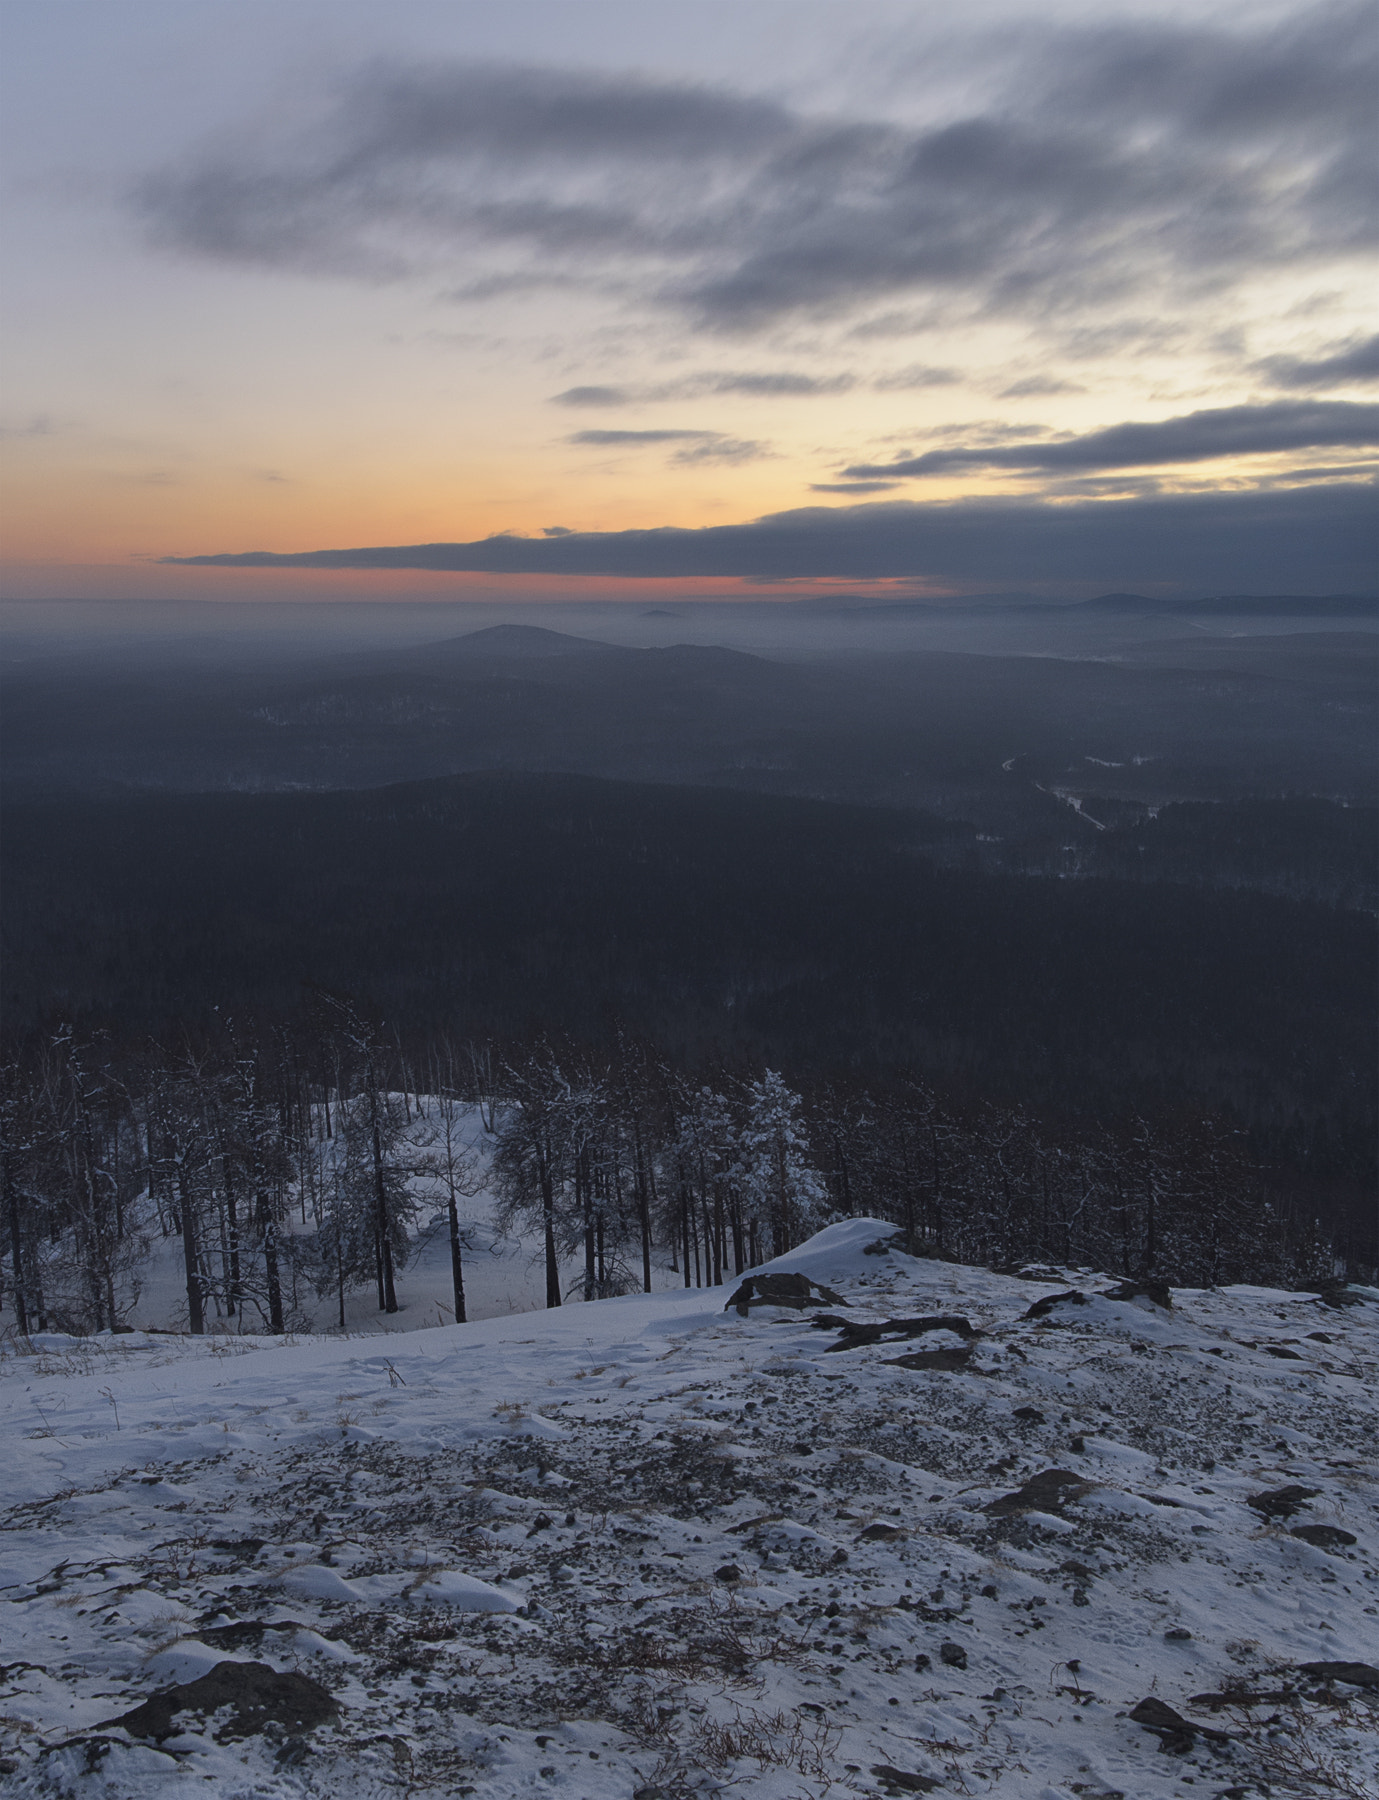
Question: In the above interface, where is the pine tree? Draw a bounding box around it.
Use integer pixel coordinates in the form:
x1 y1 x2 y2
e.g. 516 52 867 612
738 1070 829 1259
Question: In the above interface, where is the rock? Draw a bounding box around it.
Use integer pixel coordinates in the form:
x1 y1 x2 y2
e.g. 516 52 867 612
724 1272 846 1315
884 1346 974 1372
1129 1696 1227 1753
1013 1406 1046 1422
1312 1279 1362 1308
101 1661 338 1743
817 1314 980 1350
863 1235 911 1257
1247 1484 1321 1519
1103 1279 1173 1308
1289 1524 1357 1549
197 1622 273 1650
939 1642 967 1669
870 1766 940 1793
1298 1661 1379 1691
987 1468 1093 1516
1189 1686 1294 1712
858 1522 907 1542
1021 1290 1087 1321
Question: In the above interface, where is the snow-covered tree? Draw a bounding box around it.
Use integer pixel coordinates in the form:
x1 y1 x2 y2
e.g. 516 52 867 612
738 1070 830 1259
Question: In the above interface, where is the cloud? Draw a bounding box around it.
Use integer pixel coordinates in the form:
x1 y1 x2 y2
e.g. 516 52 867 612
135 5 1376 331
0 414 58 440
568 429 713 445
873 365 961 391
551 386 632 406
997 376 1087 398
843 399 1379 478
551 370 853 405
810 481 901 493
668 437 769 465
1254 332 1379 389
567 427 770 463
162 480 1376 592
685 371 853 397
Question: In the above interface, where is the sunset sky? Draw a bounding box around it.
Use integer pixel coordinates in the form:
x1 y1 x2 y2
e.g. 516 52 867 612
2 0 1375 604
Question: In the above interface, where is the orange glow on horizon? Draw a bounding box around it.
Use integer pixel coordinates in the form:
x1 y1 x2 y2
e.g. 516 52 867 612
0 558 963 606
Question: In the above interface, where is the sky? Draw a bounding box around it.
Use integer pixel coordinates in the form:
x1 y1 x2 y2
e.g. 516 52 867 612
1 0 1375 605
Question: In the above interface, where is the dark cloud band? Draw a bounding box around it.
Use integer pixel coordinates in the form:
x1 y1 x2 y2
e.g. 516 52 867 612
1254 333 1379 391
844 400 1379 478
163 482 1376 592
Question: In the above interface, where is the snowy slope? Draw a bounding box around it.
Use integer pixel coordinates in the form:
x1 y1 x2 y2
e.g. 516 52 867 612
1 1219 1375 1799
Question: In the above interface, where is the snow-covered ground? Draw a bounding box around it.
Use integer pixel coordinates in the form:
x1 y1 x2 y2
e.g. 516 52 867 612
1 1219 1375 1799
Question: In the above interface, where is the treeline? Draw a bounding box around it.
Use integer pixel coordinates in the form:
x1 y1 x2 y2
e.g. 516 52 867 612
2 1005 1357 1341
1073 797 1379 911
3 774 1374 1199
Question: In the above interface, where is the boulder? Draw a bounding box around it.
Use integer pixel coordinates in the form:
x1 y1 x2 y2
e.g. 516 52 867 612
724 1272 846 1315
1103 1279 1173 1309
816 1314 979 1350
101 1661 338 1743
1298 1661 1379 1691
986 1468 1093 1516
1129 1696 1227 1754
871 1764 940 1792
1289 1524 1357 1549
1021 1290 1088 1321
1247 1484 1320 1519
884 1346 974 1372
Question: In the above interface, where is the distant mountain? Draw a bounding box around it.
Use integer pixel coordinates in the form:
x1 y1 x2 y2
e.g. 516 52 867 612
408 622 623 659
804 590 1379 618
1190 594 1379 615
1076 591 1379 616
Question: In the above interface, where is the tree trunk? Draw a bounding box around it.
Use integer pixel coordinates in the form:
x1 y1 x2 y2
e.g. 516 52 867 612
540 1143 561 1309
448 1197 467 1323
259 1184 284 1333
175 1164 205 1335
634 1133 652 1294
369 1081 398 1314
4 1151 29 1336
580 1148 595 1302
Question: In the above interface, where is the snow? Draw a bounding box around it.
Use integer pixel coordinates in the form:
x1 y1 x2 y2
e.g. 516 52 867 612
1 1219 1375 1798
